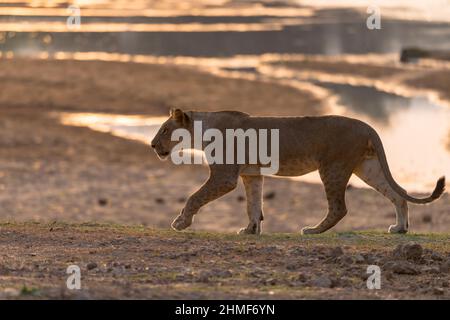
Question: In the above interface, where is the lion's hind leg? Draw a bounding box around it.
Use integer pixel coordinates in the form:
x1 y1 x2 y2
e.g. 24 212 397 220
301 164 352 235
354 158 409 234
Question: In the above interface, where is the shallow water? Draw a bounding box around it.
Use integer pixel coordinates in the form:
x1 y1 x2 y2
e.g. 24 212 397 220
2 1 450 57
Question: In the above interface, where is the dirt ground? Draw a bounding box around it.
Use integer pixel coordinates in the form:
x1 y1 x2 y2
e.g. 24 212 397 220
0 222 448 299
0 58 449 299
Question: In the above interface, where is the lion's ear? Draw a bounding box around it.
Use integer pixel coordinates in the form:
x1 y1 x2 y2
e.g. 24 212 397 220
170 108 190 125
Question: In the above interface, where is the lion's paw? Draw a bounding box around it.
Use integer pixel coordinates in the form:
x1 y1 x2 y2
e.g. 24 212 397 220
301 226 321 235
237 223 260 235
388 224 408 234
171 214 193 231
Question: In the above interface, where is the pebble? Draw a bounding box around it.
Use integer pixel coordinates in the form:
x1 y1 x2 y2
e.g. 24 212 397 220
263 191 276 200
393 242 423 261
310 275 333 288
98 198 108 206
330 246 344 258
354 254 365 263
422 214 432 223
439 260 450 273
389 261 420 275
87 262 97 270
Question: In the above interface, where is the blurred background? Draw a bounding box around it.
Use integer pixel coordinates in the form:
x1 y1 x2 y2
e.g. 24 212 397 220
0 0 449 233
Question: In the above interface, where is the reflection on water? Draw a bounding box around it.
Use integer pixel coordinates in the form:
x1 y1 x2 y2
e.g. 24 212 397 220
59 112 166 144
58 86 450 193
316 83 412 124
317 85 450 191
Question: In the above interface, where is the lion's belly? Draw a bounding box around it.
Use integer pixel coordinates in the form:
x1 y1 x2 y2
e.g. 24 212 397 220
275 158 319 177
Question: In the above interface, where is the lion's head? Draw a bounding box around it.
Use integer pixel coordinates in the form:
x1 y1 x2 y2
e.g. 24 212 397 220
151 108 191 160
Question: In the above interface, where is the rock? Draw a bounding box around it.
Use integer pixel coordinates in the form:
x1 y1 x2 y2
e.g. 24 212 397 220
389 261 420 275
210 269 233 278
197 272 210 283
98 198 108 206
421 266 440 274
393 242 423 261
431 252 444 261
265 278 277 286
87 262 97 270
155 197 165 204
403 243 423 261
310 275 333 288
385 270 394 281
354 254 365 264
263 191 276 200
297 273 308 282
439 260 450 273
337 255 354 265
286 263 298 271
330 246 344 258
433 288 445 295
422 214 432 223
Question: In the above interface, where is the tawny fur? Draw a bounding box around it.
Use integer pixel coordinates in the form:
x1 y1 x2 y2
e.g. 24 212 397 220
151 109 446 235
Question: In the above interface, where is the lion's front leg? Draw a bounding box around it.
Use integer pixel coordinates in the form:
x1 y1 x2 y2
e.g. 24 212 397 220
238 175 264 235
171 166 239 231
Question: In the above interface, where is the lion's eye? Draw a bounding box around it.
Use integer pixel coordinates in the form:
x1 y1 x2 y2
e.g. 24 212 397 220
162 128 168 134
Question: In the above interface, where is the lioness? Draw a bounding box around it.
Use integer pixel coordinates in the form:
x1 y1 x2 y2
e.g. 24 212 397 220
151 109 445 235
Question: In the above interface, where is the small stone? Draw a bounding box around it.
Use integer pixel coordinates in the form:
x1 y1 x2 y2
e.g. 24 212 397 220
286 263 298 271
433 288 445 295
297 273 308 282
337 255 354 265
404 243 423 260
393 242 423 261
421 266 440 274
310 275 333 288
431 252 444 261
390 261 420 275
354 254 365 263
98 198 108 206
265 278 277 286
263 191 276 200
87 262 97 270
155 198 165 204
439 260 450 273
330 247 344 258
198 272 210 283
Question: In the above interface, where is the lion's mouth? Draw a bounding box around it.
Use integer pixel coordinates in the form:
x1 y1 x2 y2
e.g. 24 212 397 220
156 150 170 160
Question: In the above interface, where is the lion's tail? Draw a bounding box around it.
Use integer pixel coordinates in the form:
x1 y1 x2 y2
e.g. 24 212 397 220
368 129 445 204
